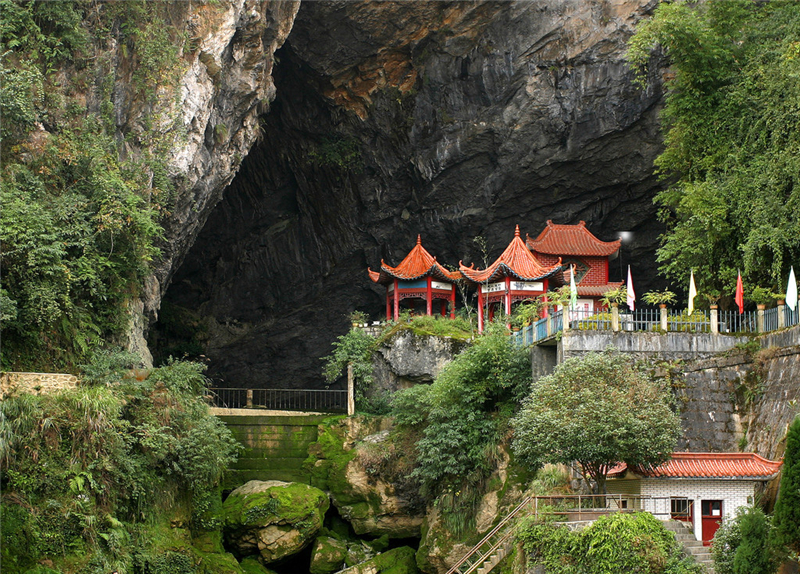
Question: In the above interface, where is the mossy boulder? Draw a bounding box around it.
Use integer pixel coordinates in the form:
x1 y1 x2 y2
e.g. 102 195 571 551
196 551 244 574
305 417 424 538
340 546 420 574
240 557 278 574
309 536 348 574
222 480 329 564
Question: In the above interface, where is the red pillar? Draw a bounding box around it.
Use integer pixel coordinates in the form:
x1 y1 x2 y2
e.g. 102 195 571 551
505 276 512 316
426 277 432 316
477 285 484 332
386 286 391 321
440 300 446 316
450 284 456 319
393 279 399 321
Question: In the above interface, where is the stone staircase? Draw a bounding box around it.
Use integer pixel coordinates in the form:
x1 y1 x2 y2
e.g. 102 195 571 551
662 520 714 572
216 413 331 488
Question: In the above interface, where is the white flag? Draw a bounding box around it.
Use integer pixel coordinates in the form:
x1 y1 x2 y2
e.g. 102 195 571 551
688 271 697 315
787 266 798 312
626 266 635 311
569 265 578 310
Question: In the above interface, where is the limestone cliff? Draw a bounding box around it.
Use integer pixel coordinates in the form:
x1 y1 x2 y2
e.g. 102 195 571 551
156 0 667 389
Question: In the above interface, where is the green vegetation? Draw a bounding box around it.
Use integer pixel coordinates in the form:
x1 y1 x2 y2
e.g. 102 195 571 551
511 351 681 494
773 416 800 555
711 506 782 574
518 512 705 574
627 0 800 298
309 135 363 172
321 314 472 413
391 324 530 535
0 1 189 371
0 352 240 573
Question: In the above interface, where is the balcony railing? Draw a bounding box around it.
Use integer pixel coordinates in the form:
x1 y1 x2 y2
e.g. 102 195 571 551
206 387 348 413
513 304 797 347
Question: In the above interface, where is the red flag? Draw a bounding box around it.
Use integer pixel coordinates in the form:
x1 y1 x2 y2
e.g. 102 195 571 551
735 273 744 314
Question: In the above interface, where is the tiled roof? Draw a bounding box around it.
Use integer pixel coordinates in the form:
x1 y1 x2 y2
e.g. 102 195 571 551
609 452 782 480
577 283 623 297
527 220 621 257
459 225 562 284
368 235 460 284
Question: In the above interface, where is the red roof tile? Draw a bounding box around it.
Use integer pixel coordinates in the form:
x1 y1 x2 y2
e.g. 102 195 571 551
577 283 623 297
368 235 460 284
610 452 782 480
527 220 621 257
459 225 562 283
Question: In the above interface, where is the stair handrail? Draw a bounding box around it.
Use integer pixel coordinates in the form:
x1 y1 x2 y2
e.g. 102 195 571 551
460 527 516 574
445 496 532 574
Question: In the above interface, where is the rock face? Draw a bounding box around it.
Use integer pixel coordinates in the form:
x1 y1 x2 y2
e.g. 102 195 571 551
157 0 668 389
221 480 329 564
372 331 468 393
306 417 426 538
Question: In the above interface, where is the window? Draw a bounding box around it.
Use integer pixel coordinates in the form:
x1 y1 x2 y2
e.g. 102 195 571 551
671 498 691 519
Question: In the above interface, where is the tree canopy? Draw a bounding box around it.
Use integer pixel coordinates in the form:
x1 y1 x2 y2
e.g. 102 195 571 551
627 0 800 299
773 415 800 554
511 350 681 493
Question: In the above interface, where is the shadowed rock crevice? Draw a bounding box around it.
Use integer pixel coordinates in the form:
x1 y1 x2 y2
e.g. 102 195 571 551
155 0 668 389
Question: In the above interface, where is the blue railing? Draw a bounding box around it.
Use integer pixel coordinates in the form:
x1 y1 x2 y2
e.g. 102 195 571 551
513 305 796 347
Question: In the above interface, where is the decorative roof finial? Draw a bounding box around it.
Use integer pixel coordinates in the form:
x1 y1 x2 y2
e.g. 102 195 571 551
417 235 421 245
514 225 520 238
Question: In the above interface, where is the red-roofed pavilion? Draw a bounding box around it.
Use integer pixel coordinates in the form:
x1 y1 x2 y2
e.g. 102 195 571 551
368 236 460 321
460 225 562 332
527 220 622 314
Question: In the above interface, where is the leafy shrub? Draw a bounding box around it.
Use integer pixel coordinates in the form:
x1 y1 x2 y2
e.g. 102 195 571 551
518 512 705 574
0 356 239 570
390 323 530 534
773 416 800 554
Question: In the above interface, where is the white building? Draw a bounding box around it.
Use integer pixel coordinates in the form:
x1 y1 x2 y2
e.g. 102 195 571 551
606 452 782 545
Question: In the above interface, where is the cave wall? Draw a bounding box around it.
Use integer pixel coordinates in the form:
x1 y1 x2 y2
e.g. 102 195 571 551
156 0 670 389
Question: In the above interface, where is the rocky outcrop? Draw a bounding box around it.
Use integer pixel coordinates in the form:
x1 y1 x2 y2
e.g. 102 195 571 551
372 331 468 393
221 480 329 564
338 546 420 574
158 0 668 389
305 417 425 539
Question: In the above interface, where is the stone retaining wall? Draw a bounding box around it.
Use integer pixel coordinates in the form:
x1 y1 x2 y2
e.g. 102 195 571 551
0 372 79 398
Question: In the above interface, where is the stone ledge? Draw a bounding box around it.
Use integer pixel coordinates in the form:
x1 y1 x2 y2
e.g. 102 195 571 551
0 372 79 398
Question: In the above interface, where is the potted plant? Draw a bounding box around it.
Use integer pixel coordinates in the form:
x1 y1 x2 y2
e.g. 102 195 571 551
350 310 368 328
749 286 775 309
600 286 628 308
642 290 677 308
704 289 722 309
512 300 544 329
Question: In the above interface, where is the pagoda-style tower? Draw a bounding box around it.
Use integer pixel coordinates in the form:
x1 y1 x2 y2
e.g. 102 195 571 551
368 236 460 321
460 225 562 332
527 220 622 314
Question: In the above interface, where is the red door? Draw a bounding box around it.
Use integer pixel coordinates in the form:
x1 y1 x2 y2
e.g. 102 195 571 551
701 500 723 546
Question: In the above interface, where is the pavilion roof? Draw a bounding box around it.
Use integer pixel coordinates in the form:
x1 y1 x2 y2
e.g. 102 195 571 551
576 282 623 297
459 225 563 284
527 220 621 257
368 235 460 285
608 452 783 481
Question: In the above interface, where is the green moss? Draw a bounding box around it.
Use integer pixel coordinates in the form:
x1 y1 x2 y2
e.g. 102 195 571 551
222 482 329 529
195 551 243 574
367 546 420 574
303 417 357 495
240 557 278 574
309 536 348 574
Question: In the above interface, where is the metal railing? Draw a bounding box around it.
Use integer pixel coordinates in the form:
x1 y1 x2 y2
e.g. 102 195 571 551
786 306 800 328
718 310 758 333
206 387 348 413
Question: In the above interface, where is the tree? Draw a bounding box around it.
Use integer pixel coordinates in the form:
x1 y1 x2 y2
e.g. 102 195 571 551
732 507 778 574
773 415 800 554
511 350 681 493
627 0 800 294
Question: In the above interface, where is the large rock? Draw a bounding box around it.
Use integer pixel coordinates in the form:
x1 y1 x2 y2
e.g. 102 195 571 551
372 330 469 393
222 480 329 564
305 417 425 538
159 0 668 389
339 546 420 574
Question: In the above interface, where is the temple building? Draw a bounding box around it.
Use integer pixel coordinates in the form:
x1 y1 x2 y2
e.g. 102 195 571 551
459 225 563 332
527 220 622 315
368 236 460 321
